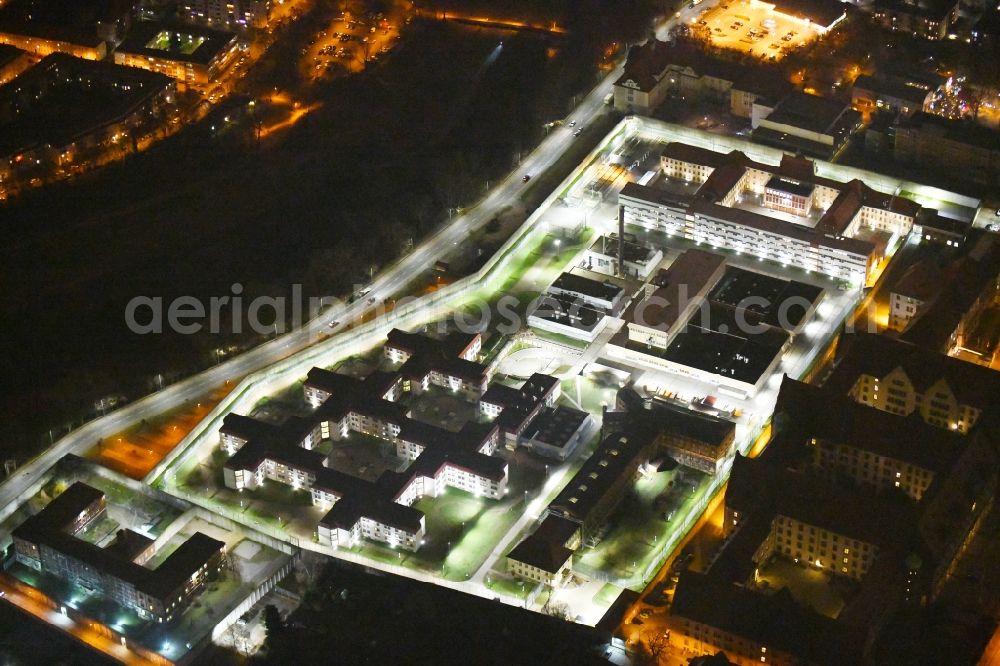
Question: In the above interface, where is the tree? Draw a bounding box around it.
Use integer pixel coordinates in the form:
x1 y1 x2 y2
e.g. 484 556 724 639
262 604 284 648
644 629 670 664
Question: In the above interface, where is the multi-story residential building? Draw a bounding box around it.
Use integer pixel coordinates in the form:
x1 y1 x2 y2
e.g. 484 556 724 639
888 260 943 331
178 0 271 30
729 67 792 122
894 112 1000 187
12 483 226 623
669 571 859 666
479 373 561 444
613 386 737 476
384 328 489 399
220 335 510 551
623 142 920 284
648 400 736 475
0 53 175 184
872 0 961 39
851 74 935 119
506 515 580 587
827 332 1000 433
114 22 239 87
221 407 507 551
0 0 127 60
775 377 968 502
666 369 999 663
304 367 402 408
898 233 1000 360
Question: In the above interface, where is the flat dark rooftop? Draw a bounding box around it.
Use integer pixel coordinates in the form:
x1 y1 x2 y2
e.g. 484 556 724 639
550 272 623 303
666 299 789 380
0 0 112 47
764 92 854 135
590 235 659 264
548 430 654 524
707 267 824 331
874 0 958 20
117 22 236 65
900 112 1000 152
665 321 787 385
853 74 933 106
0 43 23 68
647 400 735 446
751 126 840 160
530 294 604 332
765 176 815 198
522 406 589 448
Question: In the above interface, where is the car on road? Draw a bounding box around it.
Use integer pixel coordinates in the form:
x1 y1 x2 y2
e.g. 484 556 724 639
574 129 582 136
568 120 577 127
521 174 531 183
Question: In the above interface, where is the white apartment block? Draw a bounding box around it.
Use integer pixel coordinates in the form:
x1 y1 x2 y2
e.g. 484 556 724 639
620 143 920 285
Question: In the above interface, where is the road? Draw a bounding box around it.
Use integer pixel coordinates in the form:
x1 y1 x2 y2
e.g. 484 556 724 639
0 46 625 529
0 577 155 665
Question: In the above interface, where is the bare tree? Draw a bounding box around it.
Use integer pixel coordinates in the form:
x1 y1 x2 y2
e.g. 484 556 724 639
644 629 670 665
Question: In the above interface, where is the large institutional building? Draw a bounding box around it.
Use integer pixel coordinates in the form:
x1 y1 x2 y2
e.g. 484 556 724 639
114 23 239 86
620 142 921 285
825 332 1000 434
12 483 226 623
607 248 822 398
666 367 999 664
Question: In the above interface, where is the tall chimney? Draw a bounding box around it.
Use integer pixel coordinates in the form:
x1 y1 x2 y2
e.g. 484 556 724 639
617 205 626 278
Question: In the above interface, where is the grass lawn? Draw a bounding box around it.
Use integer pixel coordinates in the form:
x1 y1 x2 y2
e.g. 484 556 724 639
756 557 852 619
253 479 313 507
487 575 534 600
576 471 713 588
593 582 623 607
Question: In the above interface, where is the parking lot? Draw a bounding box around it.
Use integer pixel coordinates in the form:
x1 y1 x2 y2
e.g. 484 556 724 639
301 9 403 80
693 0 818 61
